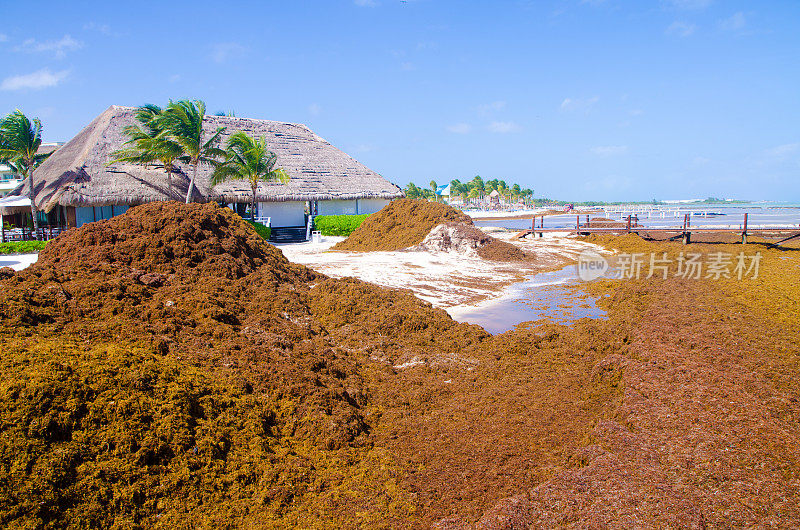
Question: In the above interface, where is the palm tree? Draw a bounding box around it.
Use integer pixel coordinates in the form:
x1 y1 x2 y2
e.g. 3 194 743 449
470 175 485 199
512 183 521 202
211 132 289 221
159 100 226 203
404 182 423 199
110 104 182 194
0 111 51 240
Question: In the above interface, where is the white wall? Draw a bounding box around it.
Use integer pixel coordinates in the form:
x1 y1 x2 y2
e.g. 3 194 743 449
357 198 390 215
317 199 358 216
258 201 306 227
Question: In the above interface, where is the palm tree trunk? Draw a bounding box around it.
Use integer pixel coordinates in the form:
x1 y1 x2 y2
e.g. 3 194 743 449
186 162 197 204
251 186 257 222
167 167 173 195
28 167 40 240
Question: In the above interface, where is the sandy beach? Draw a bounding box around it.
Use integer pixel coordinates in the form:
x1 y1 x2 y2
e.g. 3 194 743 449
278 227 608 312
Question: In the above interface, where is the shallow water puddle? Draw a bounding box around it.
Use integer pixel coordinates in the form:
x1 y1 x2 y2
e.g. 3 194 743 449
447 265 607 334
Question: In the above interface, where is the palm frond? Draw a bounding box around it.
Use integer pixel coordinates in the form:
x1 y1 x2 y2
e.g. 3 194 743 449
0 109 43 169
211 132 289 193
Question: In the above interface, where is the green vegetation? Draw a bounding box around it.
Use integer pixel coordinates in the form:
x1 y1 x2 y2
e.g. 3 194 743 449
113 100 291 217
161 100 227 203
404 176 533 204
245 219 271 240
0 240 48 254
212 132 289 221
110 104 183 194
113 100 226 203
314 214 369 236
0 110 52 240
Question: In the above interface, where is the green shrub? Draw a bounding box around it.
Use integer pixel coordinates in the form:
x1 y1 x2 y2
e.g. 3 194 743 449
314 214 370 237
0 240 48 254
245 220 271 240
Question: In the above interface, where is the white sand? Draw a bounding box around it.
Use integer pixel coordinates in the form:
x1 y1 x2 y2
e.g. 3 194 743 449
0 253 39 271
277 229 607 311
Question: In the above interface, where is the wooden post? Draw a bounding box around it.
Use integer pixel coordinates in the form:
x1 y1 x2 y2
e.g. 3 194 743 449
532 217 535 231
576 215 580 230
1 214 4 244
586 214 590 226
682 213 690 245
742 213 748 244
626 215 631 232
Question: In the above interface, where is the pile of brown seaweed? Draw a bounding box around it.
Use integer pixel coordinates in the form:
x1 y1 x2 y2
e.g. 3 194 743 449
334 198 527 260
0 203 797 527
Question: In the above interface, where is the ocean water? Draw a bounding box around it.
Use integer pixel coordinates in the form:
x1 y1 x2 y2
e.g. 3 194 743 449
448 265 607 334
474 205 800 231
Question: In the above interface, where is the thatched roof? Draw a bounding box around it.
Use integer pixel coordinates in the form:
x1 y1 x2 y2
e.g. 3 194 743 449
15 106 403 212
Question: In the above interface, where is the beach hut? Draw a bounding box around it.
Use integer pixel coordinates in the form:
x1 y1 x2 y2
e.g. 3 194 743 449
488 189 500 205
8 106 403 240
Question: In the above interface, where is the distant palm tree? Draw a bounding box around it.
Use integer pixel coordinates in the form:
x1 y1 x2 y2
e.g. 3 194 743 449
429 180 438 202
211 132 289 221
0 111 51 239
110 104 182 194
512 183 521 201
159 100 226 203
470 175 485 198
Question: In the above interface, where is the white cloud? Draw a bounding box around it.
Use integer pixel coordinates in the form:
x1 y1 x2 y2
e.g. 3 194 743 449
0 34 7 43
210 42 247 64
354 0 378 6
719 12 746 32
765 143 800 157
14 34 82 58
1 69 69 91
168 74 181 83
477 100 506 116
666 21 696 37
663 0 712 10
488 121 521 133
308 103 321 116
400 61 415 71
83 22 115 36
446 123 472 134
590 145 628 156
560 96 599 111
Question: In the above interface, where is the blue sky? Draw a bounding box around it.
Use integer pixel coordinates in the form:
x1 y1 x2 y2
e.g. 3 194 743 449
1 0 798 201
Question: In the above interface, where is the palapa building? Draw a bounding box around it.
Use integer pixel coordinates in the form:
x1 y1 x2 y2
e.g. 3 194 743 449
10 105 403 232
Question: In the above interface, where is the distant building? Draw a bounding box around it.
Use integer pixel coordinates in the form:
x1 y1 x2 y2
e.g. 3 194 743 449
0 143 62 198
8 106 403 232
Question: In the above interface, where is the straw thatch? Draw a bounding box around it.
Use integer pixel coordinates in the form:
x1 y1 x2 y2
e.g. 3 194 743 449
14 106 403 212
